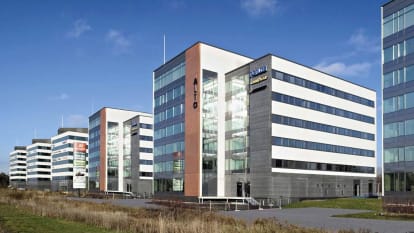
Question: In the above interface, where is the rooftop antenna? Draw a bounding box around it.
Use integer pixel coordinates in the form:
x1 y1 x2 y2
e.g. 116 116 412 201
163 34 166 64
61 115 64 128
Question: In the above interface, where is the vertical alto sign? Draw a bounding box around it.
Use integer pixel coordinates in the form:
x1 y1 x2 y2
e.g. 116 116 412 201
73 142 87 189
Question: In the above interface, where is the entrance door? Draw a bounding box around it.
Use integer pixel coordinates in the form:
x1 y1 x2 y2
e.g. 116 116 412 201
353 180 360 196
368 183 373 197
236 182 243 197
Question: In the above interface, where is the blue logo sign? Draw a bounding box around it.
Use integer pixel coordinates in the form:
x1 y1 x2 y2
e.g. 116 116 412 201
249 65 267 78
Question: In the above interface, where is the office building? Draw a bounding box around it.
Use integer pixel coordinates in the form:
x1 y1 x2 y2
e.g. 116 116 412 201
51 128 88 192
153 42 377 200
26 139 52 190
9 146 27 188
123 115 154 196
382 0 414 195
88 107 153 194
153 42 252 198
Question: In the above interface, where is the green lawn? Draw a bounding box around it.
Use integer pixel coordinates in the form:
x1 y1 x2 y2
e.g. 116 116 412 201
0 204 117 233
286 198 382 211
286 198 414 221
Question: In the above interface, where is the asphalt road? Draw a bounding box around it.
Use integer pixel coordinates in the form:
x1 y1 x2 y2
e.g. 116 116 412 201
222 207 414 233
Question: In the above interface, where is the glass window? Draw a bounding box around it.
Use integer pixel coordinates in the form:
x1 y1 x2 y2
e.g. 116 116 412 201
407 38 414 55
384 97 396 113
406 92 414 109
406 65 414 82
384 122 398 138
383 15 394 38
384 46 394 63
383 72 394 88
384 148 398 163
406 119 414 135
406 8 414 28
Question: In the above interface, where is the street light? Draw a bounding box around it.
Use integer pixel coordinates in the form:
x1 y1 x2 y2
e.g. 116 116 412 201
232 131 248 198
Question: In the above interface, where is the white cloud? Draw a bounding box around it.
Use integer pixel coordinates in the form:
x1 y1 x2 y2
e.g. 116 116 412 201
66 114 87 127
348 29 380 53
106 29 131 54
314 61 372 77
241 0 277 17
67 19 92 38
50 93 69 101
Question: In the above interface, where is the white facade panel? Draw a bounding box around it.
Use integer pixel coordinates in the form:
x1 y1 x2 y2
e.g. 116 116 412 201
272 145 376 167
272 79 376 117
271 56 375 100
139 165 153 172
272 124 375 150
271 101 376 133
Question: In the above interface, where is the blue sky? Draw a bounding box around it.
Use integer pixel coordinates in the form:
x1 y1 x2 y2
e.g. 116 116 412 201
0 0 386 173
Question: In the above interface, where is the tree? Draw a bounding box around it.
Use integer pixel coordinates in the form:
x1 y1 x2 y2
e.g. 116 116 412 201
0 173 9 188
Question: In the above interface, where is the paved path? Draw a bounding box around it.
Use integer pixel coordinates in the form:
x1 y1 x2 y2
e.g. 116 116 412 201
222 207 414 233
68 197 161 209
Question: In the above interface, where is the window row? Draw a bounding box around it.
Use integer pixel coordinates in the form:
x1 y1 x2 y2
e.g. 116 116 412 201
52 159 73 166
272 93 375 124
273 70 374 107
28 171 51 175
154 141 185 157
384 118 414 138
139 135 153 141
154 62 185 91
139 172 153 177
383 4 414 38
383 92 414 113
52 168 73 173
154 159 184 173
154 85 185 107
139 159 153 165
154 122 184 140
384 146 414 163
383 38 414 63
272 137 375 157
154 104 184 123
140 123 153 129
272 159 374 174
154 178 183 192
272 114 374 140
383 65 414 88
384 172 414 192
139 147 153 153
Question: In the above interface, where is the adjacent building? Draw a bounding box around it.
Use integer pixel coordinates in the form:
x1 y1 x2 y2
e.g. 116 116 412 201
88 107 153 195
382 0 414 195
26 139 52 190
9 146 27 188
51 128 88 192
123 115 154 196
153 42 377 200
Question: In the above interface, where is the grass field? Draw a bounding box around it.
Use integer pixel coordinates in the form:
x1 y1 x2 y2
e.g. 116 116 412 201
0 189 370 233
286 197 414 221
286 198 382 211
0 203 116 233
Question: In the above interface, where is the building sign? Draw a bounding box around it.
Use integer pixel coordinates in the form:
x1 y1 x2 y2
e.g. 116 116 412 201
73 142 87 189
193 78 198 109
249 65 267 78
250 75 268 85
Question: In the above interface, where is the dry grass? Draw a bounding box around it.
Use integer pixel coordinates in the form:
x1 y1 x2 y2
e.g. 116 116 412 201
0 189 369 233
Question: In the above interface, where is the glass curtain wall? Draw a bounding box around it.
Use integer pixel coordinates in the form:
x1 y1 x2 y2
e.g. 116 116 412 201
107 122 119 190
202 70 218 196
225 71 250 196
